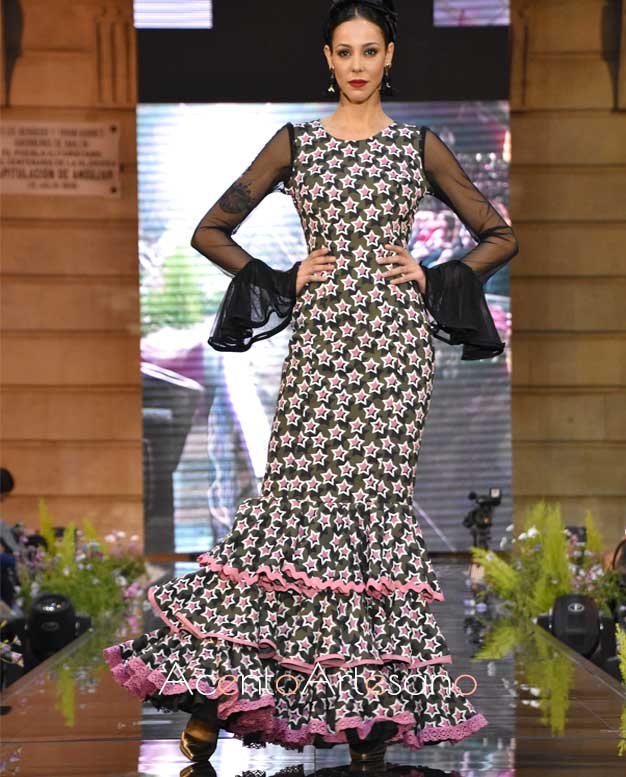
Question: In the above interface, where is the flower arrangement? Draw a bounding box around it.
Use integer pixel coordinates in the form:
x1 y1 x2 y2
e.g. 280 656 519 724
471 499 623 619
0 498 149 731
13 497 147 622
469 498 626 755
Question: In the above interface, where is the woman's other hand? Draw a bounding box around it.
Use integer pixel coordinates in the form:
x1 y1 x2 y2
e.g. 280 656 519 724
378 243 426 295
295 246 337 297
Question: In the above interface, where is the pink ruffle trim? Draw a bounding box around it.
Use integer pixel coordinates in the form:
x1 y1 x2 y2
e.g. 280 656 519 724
196 554 445 603
225 705 489 751
146 584 452 675
102 644 488 751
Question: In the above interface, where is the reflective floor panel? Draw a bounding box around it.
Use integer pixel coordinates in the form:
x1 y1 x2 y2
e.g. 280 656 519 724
2 560 625 776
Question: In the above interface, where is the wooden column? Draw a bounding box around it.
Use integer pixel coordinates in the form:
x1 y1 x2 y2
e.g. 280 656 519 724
510 0 626 548
0 0 143 545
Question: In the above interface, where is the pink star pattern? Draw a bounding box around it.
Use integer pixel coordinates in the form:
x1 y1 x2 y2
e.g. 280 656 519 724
103 118 488 752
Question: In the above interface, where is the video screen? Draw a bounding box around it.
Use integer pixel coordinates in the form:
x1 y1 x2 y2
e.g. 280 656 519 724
132 2 511 30
134 0 213 29
138 101 513 555
434 0 510 26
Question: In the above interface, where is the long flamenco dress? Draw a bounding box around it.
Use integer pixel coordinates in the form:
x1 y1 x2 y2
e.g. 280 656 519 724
103 118 519 752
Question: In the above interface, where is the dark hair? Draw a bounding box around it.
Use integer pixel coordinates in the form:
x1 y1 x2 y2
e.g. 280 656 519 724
323 0 399 49
0 468 15 496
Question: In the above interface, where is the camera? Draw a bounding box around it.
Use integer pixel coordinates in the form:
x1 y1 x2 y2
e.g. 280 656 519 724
462 487 502 549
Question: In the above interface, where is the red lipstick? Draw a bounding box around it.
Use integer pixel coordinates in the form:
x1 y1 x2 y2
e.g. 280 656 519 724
349 80 368 87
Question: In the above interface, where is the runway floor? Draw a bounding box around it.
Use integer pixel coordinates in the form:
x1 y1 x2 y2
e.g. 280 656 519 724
2 559 625 776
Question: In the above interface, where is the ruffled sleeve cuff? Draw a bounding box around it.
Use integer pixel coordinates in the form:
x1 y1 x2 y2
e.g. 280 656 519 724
207 258 301 352
419 259 505 361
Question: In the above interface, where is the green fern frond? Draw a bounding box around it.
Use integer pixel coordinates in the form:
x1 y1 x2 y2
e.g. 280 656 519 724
474 619 521 660
530 502 571 615
617 625 626 685
471 547 520 600
523 498 550 535
58 522 77 567
525 631 574 736
38 497 58 555
583 509 604 558
81 517 100 545
619 705 626 757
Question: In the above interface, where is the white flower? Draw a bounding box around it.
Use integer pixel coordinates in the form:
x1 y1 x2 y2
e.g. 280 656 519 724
526 526 538 538
104 534 116 543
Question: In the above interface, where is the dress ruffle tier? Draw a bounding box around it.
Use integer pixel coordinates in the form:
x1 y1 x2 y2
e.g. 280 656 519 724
103 493 488 751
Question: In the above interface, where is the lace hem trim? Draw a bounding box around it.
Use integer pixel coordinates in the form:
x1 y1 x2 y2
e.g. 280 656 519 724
102 645 487 752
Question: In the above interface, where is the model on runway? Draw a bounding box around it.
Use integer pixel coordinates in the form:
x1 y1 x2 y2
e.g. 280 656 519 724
103 0 519 768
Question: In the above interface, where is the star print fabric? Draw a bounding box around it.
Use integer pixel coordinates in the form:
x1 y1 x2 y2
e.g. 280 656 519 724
102 118 518 751
193 118 518 356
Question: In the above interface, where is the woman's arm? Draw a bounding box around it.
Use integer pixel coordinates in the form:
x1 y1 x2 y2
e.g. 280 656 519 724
418 126 520 360
191 122 302 351
419 127 519 283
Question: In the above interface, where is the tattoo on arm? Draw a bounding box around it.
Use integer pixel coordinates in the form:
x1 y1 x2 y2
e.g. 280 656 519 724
217 156 292 216
218 179 257 215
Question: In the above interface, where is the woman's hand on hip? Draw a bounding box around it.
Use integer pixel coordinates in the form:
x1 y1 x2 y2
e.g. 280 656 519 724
378 243 426 295
295 246 336 297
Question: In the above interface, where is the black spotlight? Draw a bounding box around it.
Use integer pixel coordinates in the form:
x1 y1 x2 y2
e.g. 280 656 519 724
536 593 616 666
27 593 89 661
551 594 601 657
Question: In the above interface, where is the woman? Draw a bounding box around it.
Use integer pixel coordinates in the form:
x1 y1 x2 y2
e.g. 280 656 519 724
103 0 519 768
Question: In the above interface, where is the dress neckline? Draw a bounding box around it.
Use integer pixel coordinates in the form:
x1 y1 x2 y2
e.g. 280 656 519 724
315 117 398 143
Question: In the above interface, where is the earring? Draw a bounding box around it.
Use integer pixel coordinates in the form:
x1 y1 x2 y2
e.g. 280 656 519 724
327 68 336 93
381 63 393 96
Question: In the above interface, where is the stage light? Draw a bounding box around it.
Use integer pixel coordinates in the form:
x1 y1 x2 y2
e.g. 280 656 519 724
536 593 617 671
27 594 90 661
550 594 601 657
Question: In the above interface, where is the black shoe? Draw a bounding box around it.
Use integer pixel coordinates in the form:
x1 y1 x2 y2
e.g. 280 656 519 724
349 741 387 772
179 716 219 762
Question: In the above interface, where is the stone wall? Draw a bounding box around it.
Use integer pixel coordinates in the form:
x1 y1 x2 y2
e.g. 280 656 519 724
0 1 143 544
510 0 626 548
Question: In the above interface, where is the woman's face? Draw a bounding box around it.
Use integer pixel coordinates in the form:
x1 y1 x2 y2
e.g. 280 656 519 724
324 16 393 102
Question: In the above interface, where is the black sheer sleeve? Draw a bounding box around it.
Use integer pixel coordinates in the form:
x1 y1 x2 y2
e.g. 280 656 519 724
191 122 301 352
418 126 520 360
